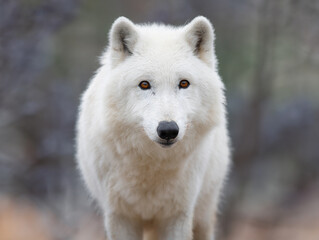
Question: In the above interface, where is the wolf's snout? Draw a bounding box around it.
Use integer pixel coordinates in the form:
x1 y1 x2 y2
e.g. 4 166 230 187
157 121 179 140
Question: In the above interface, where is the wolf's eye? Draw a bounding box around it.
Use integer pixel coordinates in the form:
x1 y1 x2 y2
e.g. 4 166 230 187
179 80 190 89
139 81 151 90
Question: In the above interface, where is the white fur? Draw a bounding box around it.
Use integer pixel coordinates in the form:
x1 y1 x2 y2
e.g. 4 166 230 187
76 16 230 240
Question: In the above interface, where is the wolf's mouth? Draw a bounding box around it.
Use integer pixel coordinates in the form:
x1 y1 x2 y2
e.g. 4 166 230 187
157 140 177 148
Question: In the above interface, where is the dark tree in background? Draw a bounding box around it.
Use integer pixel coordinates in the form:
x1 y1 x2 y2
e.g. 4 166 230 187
0 0 80 203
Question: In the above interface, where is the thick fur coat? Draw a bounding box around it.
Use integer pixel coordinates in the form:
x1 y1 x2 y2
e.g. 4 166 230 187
76 16 230 240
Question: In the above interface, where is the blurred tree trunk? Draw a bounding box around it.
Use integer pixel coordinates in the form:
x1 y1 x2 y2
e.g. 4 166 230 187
0 0 80 194
221 0 280 237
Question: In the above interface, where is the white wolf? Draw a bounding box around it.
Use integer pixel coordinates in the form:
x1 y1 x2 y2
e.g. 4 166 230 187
76 16 230 240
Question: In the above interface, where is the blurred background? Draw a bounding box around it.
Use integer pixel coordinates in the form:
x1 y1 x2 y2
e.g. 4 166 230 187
1 0 319 239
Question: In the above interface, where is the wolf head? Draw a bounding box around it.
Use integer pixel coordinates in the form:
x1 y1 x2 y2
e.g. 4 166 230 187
100 16 226 153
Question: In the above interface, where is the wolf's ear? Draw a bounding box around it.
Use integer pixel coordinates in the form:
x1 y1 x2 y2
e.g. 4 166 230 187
184 16 215 66
109 17 138 64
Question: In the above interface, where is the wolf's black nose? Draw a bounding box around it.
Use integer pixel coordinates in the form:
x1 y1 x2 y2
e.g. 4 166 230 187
157 121 179 140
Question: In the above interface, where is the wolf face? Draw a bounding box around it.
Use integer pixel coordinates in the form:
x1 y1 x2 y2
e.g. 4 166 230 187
101 17 225 150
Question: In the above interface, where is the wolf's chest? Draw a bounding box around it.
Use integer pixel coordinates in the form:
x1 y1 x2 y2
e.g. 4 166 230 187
107 166 188 219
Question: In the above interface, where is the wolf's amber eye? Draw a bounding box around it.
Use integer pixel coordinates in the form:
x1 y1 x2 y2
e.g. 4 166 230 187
179 80 190 89
139 81 151 90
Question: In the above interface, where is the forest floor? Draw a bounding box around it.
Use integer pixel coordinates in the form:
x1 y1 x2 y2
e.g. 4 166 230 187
0 188 318 240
